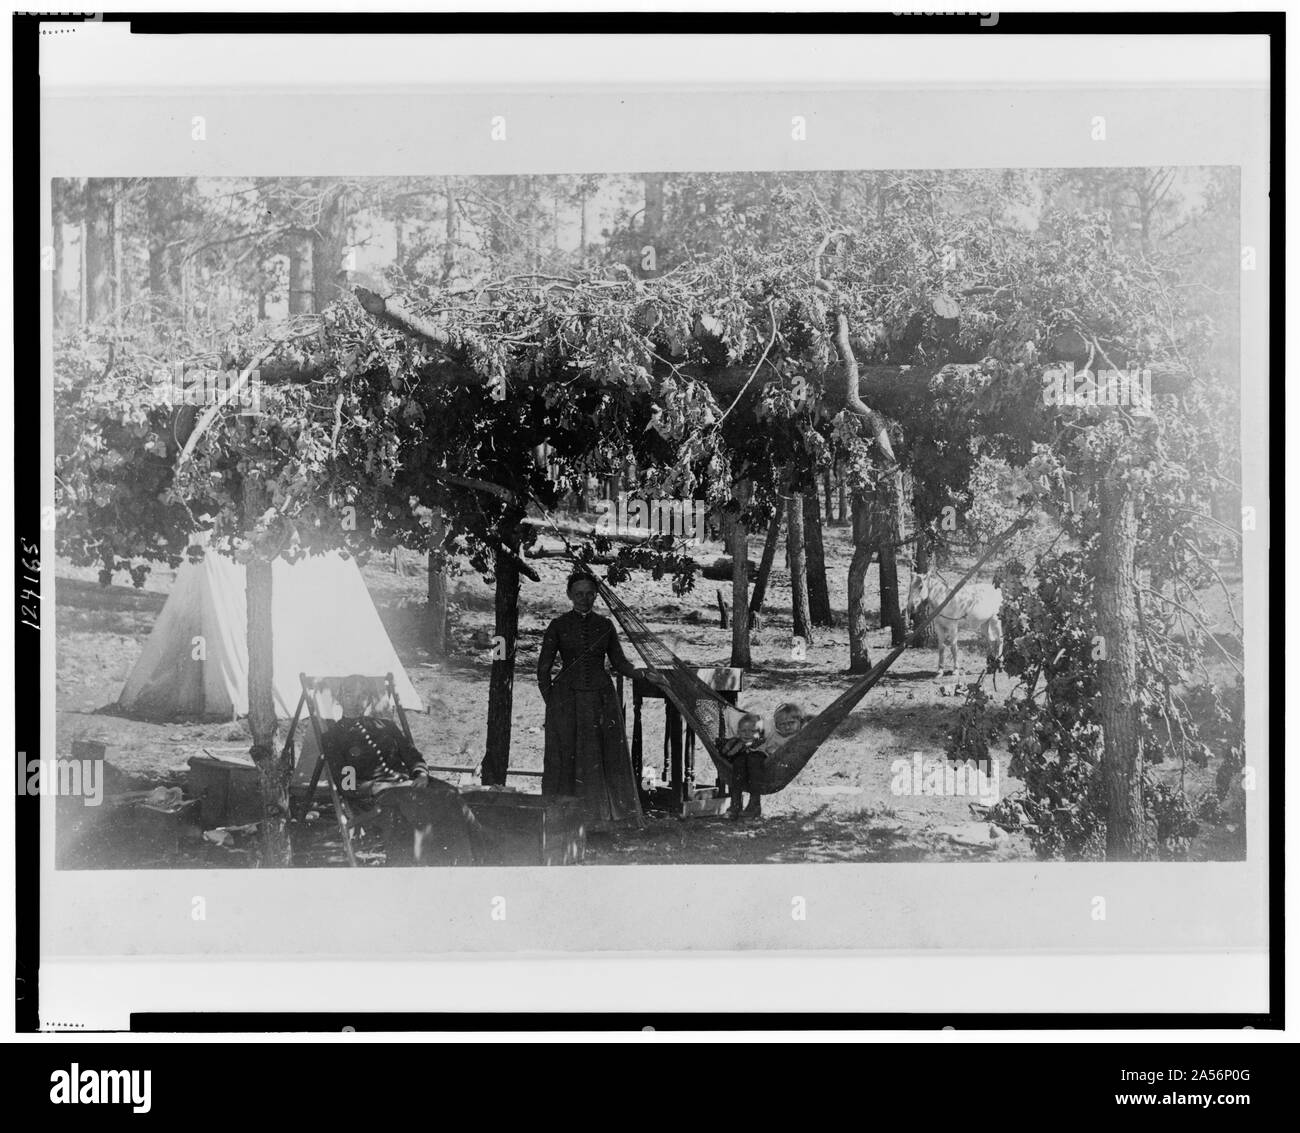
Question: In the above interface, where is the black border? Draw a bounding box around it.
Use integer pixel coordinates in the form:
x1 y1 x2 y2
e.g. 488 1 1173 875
18 10 1283 1035
15 12 41 1036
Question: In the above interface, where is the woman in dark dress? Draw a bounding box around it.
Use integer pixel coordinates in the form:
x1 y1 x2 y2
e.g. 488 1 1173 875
537 571 662 828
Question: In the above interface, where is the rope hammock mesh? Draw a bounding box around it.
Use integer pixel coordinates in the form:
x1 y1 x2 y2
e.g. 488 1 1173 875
596 575 905 794
540 498 1030 797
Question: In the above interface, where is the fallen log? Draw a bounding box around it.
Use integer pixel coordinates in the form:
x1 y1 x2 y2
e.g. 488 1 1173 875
524 540 616 565
701 555 759 582
523 536 754 583
520 514 657 546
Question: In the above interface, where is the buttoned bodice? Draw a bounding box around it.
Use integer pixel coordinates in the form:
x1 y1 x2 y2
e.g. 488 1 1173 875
537 610 639 697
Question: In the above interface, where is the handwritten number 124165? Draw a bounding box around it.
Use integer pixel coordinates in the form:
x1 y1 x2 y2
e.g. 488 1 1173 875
19 537 39 630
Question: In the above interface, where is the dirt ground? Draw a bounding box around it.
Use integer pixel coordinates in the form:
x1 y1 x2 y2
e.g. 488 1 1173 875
53 515 1240 868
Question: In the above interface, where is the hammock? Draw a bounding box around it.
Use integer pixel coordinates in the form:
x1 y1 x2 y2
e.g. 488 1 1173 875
539 500 1031 796
599 513 1031 794
595 576 905 793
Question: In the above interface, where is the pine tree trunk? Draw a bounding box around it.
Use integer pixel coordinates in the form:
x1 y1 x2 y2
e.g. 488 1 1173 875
287 232 313 315
244 483 290 867
847 493 875 673
83 178 114 323
51 181 65 329
915 533 931 574
1098 471 1147 860
831 170 848 214
879 553 904 646
482 542 521 786
912 490 937 646
877 472 906 646
643 173 665 245
443 177 458 283
729 485 751 668
748 501 784 617
578 182 589 264
145 179 185 318
426 507 448 659
312 184 350 311
804 491 833 626
51 219 64 326
528 174 541 270
111 183 124 329
837 466 848 525
787 483 813 645
822 469 834 524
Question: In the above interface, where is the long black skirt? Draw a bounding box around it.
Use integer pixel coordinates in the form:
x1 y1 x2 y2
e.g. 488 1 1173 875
542 679 643 829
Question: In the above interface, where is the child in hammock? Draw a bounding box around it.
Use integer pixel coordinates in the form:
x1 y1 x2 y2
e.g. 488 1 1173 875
718 701 811 819
719 712 767 820
768 702 807 749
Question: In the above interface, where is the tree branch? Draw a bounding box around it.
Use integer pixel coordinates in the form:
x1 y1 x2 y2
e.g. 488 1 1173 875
353 286 458 352
1134 584 1244 678
430 470 516 503
812 230 899 464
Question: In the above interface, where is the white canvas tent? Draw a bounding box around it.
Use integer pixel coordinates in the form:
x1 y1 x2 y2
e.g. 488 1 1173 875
117 550 424 719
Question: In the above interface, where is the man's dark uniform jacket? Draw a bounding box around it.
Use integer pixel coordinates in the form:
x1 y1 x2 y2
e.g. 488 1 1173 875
321 716 429 789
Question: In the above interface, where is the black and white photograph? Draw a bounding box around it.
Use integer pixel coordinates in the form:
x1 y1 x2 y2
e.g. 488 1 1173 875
49 166 1248 872
20 17 1277 1037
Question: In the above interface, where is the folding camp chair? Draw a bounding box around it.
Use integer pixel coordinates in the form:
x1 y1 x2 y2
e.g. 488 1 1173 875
284 672 417 867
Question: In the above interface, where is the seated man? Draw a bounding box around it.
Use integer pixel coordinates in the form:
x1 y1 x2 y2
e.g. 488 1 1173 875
320 674 489 865
320 675 430 794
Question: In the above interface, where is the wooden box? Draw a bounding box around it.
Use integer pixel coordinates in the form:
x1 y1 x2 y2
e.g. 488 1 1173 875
123 797 203 858
187 754 263 828
460 790 585 866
